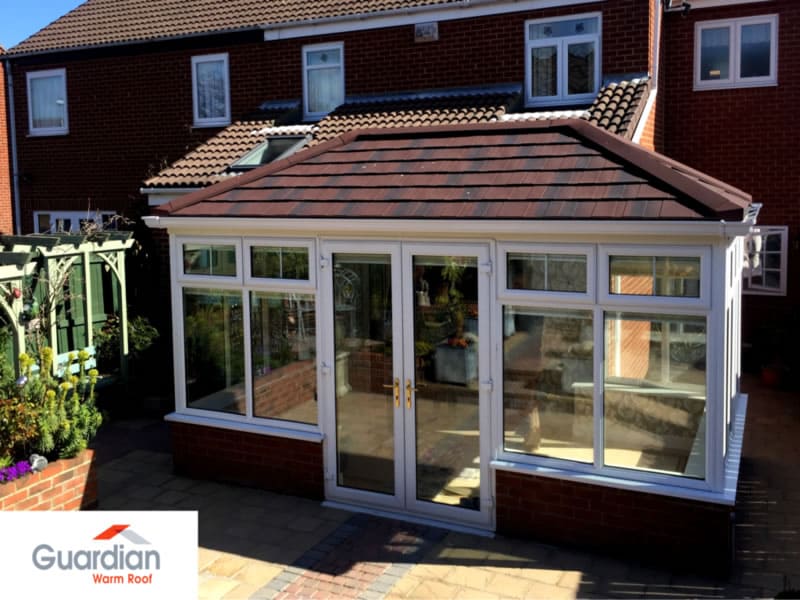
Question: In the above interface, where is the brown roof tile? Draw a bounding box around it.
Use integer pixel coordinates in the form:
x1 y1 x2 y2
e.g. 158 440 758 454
10 0 457 55
583 78 650 139
156 120 751 222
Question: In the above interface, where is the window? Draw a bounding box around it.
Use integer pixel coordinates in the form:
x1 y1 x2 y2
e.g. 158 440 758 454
230 136 309 171
695 15 777 90
609 256 700 298
743 226 787 295
303 43 344 120
192 54 230 127
525 14 600 107
507 253 587 293
251 246 310 281
34 210 115 233
27 69 68 135
182 243 237 277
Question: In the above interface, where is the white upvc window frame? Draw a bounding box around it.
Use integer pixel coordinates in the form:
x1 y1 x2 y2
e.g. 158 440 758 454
694 14 778 91
743 225 787 296
302 42 345 121
191 53 231 127
244 238 316 290
33 210 115 233
26 68 68 136
524 12 601 108
171 235 322 439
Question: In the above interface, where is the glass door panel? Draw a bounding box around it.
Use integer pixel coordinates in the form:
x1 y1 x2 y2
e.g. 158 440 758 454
333 253 395 495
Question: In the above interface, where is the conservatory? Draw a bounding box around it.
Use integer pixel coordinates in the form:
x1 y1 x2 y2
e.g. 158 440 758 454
145 120 752 569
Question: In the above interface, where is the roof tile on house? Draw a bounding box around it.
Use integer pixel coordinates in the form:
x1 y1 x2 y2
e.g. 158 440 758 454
10 0 456 55
583 78 650 139
156 120 750 222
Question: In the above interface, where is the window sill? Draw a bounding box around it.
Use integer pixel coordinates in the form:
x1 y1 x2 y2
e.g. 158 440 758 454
28 130 69 137
693 80 777 92
164 411 324 444
192 120 231 129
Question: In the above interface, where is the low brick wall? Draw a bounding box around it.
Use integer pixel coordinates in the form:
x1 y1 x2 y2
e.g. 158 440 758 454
496 469 733 574
0 449 98 511
170 422 324 499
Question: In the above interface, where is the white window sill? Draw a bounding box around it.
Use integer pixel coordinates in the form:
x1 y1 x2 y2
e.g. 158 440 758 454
164 411 324 444
28 130 69 137
192 120 231 129
694 80 777 92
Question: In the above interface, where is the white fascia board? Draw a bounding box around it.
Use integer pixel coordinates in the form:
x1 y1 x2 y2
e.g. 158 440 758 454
142 215 752 238
667 0 772 10
143 188 200 207
264 0 597 41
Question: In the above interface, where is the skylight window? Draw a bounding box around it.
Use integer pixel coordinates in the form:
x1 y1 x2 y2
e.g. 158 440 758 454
230 136 308 171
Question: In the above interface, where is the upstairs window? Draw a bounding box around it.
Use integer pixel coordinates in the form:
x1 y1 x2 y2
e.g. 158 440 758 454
192 54 230 127
743 226 787 295
27 69 68 136
695 15 777 90
525 14 600 107
303 43 344 120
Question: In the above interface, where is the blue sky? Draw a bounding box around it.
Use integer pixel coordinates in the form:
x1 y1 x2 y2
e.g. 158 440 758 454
1 0 84 49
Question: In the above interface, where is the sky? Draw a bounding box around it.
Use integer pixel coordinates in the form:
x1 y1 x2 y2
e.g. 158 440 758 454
1 0 85 49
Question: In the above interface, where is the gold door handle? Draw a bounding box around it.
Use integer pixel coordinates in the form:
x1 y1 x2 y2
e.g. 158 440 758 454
382 378 400 407
405 379 417 409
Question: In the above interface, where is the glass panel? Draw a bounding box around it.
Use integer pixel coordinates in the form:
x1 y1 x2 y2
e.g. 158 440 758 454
413 255 480 510
604 313 706 479
531 46 558 97
306 48 341 67
307 67 343 114
251 292 317 424
333 254 394 494
740 22 771 78
609 256 700 298
183 289 245 415
503 307 593 463
567 41 595 95
251 246 309 280
195 59 226 120
528 17 599 40
508 253 587 293
700 26 730 81
30 74 66 130
36 214 51 233
765 232 781 251
183 244 236 277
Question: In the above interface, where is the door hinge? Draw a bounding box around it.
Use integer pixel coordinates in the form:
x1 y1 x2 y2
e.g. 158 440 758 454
320 256 329 269
321 361 332 376
479 260 492 275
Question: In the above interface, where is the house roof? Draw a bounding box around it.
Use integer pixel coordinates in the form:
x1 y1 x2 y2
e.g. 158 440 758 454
155 120 751 222
8 0 457 55
144 80 651 190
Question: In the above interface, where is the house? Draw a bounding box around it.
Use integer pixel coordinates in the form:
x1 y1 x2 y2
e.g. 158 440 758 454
0 49 12 233
0 0 772 568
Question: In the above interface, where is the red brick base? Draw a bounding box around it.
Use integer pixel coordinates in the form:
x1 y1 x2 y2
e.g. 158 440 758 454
170 422 324 499
495 469 734 574
0 449 98 511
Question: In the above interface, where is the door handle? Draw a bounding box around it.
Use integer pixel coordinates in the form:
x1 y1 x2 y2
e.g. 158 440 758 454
405 379 417 409
382 377 400 407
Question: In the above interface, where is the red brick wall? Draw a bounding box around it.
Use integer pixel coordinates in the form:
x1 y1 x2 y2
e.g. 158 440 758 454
170 421 323 499
0 55 13 233
0 449 98 510
495 469 733 573
660 1 800 339
253 359 316 418
8 0 648 231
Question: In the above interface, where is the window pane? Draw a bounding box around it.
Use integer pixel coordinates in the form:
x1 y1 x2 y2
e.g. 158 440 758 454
251 292 317 424
251 246 309 280
508 253 587 293
195 60 226 119
604 313 706 479
609 256 700 298
30 74 66 130
183 244 236 276
529 17 599 40
740 22 771 78
700 27 730 81
184 289 245 415
307 67 343 114
531 46 557 97
567 41 595 94
504 307 593 463
306 48 341 67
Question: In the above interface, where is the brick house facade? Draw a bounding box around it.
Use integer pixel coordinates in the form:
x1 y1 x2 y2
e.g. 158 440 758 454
0 50 12 233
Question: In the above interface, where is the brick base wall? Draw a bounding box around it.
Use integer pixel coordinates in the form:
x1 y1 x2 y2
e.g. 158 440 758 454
170 422 324 499
0 449 98 510
495 470 733 574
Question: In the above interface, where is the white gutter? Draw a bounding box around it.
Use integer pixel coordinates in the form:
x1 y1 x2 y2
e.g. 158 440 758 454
143 215 754 238
3 58 21 234
262 0 595 41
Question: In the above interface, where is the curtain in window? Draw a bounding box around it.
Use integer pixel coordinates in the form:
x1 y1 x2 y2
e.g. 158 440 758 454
567 42 595 95
196 60 226 120
307 67 343 114
30 75 65 129
531 46 557 97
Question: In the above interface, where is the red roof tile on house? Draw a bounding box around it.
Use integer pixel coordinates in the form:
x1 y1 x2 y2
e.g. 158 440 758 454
156 120 751 222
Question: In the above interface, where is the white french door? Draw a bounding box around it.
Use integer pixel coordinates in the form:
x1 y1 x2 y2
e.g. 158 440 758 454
320 240 492 529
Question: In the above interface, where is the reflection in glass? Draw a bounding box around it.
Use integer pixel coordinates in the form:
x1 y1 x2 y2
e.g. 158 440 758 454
568 41 595 94
251 246 309 280
531 46 557 97
413 256 480 510
609 256 700 298
251 292 317 424
183 289 245 414
740 23 771 78
183 244 236 277
700 27 730 81
508 253 587 293
503 307 593 463
333 254 394 495
604 312 706 479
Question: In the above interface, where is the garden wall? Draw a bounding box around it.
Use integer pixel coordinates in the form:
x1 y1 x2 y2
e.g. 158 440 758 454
0 449 97 510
